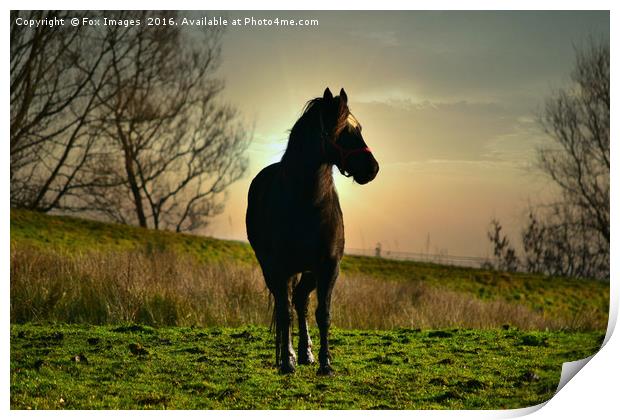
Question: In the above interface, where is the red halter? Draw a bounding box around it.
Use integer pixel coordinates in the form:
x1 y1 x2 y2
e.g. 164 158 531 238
329 141 372 177
320 113 372 177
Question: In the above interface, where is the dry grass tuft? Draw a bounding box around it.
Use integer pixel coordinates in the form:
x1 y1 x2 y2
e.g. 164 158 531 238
11 245 270 327
10 244 598 330
334 274 558 330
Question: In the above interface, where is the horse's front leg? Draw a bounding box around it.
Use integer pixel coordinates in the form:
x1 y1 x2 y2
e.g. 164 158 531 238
315 260 339 376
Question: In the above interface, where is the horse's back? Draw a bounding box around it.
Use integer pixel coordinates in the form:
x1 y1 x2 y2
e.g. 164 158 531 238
247 162 280 208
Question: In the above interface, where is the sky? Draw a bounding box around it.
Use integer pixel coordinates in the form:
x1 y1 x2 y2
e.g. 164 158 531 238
199 10 609 258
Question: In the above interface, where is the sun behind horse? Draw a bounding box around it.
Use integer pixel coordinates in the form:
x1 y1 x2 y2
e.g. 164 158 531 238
246 88 379 375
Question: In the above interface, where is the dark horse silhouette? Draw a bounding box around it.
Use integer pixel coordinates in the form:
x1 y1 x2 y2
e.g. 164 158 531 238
246 88 379 375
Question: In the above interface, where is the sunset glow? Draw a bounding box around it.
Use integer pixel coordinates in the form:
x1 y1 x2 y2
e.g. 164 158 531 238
203 10 609 258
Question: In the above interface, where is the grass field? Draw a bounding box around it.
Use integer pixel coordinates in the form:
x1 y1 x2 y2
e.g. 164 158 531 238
10 323 603 409
9 209 610 409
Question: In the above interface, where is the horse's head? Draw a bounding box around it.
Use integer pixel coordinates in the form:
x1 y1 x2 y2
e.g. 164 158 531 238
321 88 379 185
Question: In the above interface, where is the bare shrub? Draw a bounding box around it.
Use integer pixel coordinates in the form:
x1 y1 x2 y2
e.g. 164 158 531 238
487 219 520 272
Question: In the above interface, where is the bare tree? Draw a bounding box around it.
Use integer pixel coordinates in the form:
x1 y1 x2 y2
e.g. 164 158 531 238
10 11 112 211
66 11 249 231
531 38 610 279
538 39 609 244
488 39 609 280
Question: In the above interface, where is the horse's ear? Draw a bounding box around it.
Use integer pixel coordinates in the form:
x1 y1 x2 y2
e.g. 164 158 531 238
339 88 348 105
323 87 333 101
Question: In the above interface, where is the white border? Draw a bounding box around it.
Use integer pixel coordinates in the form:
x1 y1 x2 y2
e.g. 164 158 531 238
0 0 617 10
3 2 616 419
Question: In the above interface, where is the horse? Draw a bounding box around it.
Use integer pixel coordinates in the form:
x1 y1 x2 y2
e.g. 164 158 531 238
246 87 379 375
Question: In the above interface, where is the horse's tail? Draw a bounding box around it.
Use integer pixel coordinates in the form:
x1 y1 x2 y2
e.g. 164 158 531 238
275 327 281 367
268 292 275 332
268 292 280 366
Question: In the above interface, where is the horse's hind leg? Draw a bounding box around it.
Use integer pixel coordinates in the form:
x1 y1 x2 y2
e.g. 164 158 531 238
293 272 317 365
273 277 296 374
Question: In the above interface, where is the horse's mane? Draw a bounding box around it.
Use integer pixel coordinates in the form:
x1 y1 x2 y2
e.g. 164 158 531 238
281 97 349 167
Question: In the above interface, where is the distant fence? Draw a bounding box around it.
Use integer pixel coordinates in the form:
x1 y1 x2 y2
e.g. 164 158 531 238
344 248 495 269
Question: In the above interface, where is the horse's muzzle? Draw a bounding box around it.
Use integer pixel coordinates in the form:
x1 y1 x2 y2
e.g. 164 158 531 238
353 158 379 185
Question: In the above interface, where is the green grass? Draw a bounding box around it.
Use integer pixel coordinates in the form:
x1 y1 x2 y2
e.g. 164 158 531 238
10 323 603 409
10 209 256 264
10 209 609 329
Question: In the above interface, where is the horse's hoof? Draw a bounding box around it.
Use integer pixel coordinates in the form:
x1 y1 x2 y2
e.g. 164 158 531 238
279 364 296 374
316 365 334 376
279 357 296 374
298 352 315 365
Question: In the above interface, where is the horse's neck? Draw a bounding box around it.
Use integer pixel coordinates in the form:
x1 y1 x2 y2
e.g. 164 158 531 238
310 164 336 204
281 114 337 205
282 161 335 206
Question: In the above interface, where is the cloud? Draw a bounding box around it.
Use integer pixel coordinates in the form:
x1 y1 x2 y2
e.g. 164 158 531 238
349 30 400 47
352 99 525 163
